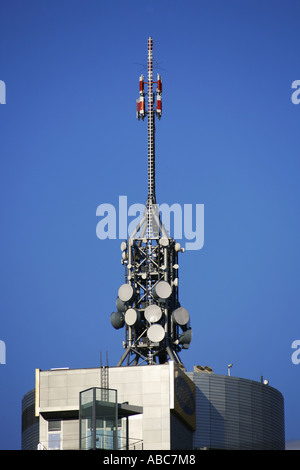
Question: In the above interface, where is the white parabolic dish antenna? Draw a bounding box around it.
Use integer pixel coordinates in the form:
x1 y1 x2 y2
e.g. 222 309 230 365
118 284 134 302
147 324 165 343
172 307 189 326
152 281 172 301
125 308 140 326
144 304 162 323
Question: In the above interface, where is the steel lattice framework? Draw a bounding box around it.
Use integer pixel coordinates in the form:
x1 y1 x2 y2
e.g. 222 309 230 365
110 37 192 367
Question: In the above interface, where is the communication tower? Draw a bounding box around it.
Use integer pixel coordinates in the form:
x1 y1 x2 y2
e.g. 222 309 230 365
110 37 192 367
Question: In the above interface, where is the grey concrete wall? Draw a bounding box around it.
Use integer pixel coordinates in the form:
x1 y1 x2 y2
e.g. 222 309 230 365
37 364 173 450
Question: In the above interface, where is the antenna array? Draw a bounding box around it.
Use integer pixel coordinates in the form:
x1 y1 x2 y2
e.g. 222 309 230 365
110 38 192 367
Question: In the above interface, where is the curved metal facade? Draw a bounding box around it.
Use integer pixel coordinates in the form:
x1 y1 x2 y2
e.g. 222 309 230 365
187 373 285 450
22 389 39 450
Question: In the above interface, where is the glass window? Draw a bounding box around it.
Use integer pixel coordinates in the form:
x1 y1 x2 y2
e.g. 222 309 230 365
48 432 61 450
48 420 61 432
48 420 62 450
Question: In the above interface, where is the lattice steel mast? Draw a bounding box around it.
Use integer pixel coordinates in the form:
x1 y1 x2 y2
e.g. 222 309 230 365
110 37 192 367
146 36 157 236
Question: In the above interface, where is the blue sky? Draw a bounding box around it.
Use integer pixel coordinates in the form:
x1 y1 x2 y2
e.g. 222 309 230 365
0 0 299 449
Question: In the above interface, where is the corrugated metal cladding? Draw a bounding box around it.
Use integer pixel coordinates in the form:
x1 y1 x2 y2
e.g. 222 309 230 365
21 389 39 450
186 373 285 450
170 411 193 450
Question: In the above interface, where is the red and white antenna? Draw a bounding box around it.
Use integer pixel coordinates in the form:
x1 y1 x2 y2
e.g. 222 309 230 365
136 37 163 237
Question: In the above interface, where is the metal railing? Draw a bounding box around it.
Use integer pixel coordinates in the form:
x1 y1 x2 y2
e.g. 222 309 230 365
80 433 143 451
38 434 143 450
